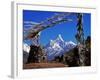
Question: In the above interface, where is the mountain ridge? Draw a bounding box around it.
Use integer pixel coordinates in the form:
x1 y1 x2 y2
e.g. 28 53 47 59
44 34 76 60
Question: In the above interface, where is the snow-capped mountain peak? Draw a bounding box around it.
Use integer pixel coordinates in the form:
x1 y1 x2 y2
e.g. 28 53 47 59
66 41 76 46
50 34 64 46
23 43 30 53
45 34 76 60
56 34 64 42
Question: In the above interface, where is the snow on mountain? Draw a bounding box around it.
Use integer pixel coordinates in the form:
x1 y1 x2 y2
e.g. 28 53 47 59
45 34 76 60
23 43 30 63
57 34 64 42
23 43 30 53
66 41 76 46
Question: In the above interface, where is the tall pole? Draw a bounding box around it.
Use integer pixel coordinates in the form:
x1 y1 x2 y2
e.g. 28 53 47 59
75 13 85 66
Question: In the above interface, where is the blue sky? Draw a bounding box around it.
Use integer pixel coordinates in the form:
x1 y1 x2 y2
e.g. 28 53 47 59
23 10 91 46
